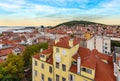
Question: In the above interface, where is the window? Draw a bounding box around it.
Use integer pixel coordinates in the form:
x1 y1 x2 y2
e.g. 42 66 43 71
49 66 52 73
105 43 107 45
105 51 107 53
86 69 92 74
41 63 44 69
48 77 52 81
69 74 74 81
34 70 37 76
41 74 44 81
56 62 59 69
81 68 86 72
56 48 59 53
62 77 66 81
35 61 37 66
105 47 107 49
81 68 92 74
40 54 45 58
56 75 59 81
72 61 77 65
62 64 66 71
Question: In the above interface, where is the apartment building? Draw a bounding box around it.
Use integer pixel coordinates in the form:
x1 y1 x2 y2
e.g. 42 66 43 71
86 35 111 54
32 37 115 81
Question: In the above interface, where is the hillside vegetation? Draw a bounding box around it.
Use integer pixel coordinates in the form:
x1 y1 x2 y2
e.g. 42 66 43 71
54 20 105 28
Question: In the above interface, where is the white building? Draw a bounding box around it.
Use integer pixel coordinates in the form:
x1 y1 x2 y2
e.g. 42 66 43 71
86 35 111 54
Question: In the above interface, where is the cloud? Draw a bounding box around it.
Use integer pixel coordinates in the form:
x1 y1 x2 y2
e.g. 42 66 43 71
0 3 21 9
0 0 120 26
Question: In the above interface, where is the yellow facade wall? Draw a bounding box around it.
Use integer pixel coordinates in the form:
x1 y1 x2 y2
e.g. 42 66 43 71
81 66 95 79
69 72 93 81
32 58 53 81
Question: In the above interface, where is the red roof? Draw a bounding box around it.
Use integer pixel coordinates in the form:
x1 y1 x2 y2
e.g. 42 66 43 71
46 54 53 65
71 47 116 81
55 39 70 48
0 48 13 56
33 54 40 60
41 47 53 55
55 37 80 48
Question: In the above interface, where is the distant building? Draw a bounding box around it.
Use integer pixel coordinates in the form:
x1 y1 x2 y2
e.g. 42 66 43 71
86 35 111 55
113 47 120 81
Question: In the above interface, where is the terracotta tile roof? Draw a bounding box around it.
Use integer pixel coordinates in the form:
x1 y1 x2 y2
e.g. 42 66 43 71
71 47 116 81
55 37 80 48
55 39 70 48
92 49 112 61
69 64 77 73
73 38 80 46
41 47 53 55
72 47 96 69
46 54 53 65
33 54 40 60
0 48 13 56
0 44 25 57
81 54 97 69
94 59 116 81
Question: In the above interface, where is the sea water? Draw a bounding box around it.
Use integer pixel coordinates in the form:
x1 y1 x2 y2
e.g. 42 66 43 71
0 26 26 33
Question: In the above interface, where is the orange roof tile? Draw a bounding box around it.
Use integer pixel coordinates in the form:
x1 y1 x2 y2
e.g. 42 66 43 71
46 54 53 64
33 54 40 60
41 47 53 55
55 39 70 48
71 47 116 81
94 59 116 81
0 48 13 56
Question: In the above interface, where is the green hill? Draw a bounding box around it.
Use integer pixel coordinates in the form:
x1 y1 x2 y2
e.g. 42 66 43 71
54 20 105 28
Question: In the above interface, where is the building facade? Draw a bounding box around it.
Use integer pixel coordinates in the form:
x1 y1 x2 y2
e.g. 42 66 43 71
86 35 111 55
32 37 115 81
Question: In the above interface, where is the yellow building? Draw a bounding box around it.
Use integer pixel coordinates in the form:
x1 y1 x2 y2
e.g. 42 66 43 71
84 31 93 40
32 37 116 81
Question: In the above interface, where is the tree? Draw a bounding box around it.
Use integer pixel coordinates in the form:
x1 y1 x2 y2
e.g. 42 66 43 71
111 40 120 52
0 53 24 81
23 42 48 66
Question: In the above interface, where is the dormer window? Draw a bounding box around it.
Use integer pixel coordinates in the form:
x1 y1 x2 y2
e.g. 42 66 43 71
72 61 77 65
81 67 92 74
40 54 45 58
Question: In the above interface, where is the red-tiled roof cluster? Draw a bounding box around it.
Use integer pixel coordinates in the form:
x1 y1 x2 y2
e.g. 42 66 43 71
0 47 13 57
71 47 116 81
0 44 25 57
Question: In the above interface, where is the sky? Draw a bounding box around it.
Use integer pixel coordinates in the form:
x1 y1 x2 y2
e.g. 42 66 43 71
0 0 120 26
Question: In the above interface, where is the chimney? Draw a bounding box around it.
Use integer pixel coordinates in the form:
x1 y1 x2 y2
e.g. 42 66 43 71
69 39 73 47
40 48 43 53
55 38 59 44
77 56 81 74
